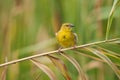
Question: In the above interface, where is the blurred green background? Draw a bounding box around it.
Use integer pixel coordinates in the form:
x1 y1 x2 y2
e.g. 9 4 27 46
0 0 120 80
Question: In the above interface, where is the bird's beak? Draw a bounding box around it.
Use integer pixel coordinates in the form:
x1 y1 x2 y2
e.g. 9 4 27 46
70 24 74 27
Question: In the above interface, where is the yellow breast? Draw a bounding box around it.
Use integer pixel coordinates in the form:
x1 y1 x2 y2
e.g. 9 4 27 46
56 30 76 48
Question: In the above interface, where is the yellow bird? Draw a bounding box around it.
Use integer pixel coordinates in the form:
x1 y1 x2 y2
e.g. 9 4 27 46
56 23 77 48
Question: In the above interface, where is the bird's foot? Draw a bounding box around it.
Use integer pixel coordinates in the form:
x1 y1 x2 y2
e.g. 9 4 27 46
73 45 77 49
57 47 62 54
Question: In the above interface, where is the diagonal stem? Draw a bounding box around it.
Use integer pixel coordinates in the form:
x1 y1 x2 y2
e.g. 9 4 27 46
0 38 119 68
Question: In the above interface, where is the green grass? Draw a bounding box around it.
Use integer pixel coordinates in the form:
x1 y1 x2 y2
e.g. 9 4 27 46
0 0 120 80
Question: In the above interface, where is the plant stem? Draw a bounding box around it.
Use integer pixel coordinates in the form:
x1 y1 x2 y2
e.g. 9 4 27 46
0 38 119 68
105 0 120 40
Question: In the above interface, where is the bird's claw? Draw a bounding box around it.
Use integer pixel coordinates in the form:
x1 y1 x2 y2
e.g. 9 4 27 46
57 47 62 54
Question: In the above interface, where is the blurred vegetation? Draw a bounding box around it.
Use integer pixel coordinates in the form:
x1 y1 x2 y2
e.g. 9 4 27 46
0 0 120 80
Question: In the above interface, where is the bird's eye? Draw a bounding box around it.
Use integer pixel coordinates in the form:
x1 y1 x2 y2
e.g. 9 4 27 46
66 25 69 27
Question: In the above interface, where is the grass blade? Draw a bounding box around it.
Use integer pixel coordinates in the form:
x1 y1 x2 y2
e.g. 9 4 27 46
0 58 8 80
30 59 57 80
59 52 87 80
47 55 71 80
86 47 120 79
105 0 120 40
0 67 7 80
96 46 120 66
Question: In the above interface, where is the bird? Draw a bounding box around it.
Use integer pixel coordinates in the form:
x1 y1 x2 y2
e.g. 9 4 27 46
56 23 77 49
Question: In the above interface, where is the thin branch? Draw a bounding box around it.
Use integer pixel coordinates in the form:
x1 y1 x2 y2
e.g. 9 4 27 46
0 38 119 68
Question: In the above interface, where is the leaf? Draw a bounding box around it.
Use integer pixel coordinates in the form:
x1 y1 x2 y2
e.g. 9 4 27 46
47 55 71 80
0 67 7 80
59 52 87 80
86 47 120 79
105 0 120 40
95 46 120 66
98 43 120 55
74 49 104 62
96 43 120 66
30 59 57 80
74 47 120 67
0 58 8 80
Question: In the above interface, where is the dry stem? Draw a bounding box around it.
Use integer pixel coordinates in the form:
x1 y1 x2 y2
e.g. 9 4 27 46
0 38 119 68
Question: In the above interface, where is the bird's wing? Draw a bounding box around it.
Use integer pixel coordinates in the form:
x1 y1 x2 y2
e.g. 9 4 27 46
73 33 78 44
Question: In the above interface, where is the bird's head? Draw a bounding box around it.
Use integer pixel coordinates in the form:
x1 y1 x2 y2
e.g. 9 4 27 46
61 23 74 31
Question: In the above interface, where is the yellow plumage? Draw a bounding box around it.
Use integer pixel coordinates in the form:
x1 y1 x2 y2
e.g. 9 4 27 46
56 23 77 48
